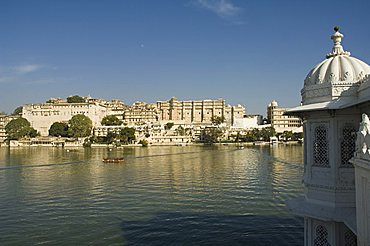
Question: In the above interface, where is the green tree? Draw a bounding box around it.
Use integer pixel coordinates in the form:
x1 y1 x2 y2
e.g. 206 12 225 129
245 128 260 142
281 131 294 141
12 106 23 116
68 114 92 138
28 128 39 138
202 127 223 144
235 131 241 142
49 122 69 137
5 118 38 140
101 115 122 126
165 122 174 130
260 127 276 141
88 135 107 144
175 126 185 136
83 138 92 147
139 139 148 147
292 132 303 141
67 95 85 103
211 115 225 126
105 132 117 144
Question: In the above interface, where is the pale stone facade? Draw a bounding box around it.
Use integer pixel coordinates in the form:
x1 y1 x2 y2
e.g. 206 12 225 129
0 114 8 144
94 126 125 137
156 97 245 125
22 97 128 137
104 100 127 120
287 27 370 245
23 102 108 136
85 97 127 120
232 115 263 129
14 97 245 142
267 100 302 133
145 133 192 145
123 102 158 123
0 115 19 145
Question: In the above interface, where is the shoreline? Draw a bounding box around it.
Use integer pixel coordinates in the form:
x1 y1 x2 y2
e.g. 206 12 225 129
0 141 302 148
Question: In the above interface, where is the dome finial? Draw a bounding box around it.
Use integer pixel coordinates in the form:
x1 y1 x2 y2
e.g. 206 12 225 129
326 26 350 58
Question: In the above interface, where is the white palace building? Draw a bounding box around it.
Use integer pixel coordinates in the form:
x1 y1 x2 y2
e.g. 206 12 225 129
287 27 370 245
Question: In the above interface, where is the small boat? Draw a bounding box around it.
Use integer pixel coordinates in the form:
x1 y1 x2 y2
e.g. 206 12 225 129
102 157 124 163
66 149 79 152
175 143 187 146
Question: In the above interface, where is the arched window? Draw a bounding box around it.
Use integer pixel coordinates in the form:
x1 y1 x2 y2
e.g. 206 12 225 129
313 125 330 167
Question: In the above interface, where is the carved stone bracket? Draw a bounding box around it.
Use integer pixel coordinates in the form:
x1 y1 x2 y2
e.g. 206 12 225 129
355 113 370 160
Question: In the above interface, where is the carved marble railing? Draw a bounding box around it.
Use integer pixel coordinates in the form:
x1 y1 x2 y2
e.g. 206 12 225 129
355 113 370 160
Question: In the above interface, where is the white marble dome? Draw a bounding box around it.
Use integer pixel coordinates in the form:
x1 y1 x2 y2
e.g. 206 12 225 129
270 100 278 107
304 55 370 86
301 27 370 105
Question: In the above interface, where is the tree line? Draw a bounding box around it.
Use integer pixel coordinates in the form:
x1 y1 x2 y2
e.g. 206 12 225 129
5 114 135 146
5 112 302 145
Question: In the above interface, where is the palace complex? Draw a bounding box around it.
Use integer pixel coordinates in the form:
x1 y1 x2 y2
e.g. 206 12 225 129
18 97 245 139
156 97 245 125
0 94 307 146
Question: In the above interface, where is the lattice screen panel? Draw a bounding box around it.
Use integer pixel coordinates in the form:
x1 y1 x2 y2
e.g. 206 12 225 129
314 225 331 246
313 125 330 167
340 124 356 168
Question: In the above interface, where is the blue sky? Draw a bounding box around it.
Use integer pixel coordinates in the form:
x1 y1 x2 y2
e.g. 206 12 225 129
1 0 370 115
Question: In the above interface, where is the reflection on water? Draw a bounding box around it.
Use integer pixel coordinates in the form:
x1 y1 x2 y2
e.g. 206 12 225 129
0 145 303 245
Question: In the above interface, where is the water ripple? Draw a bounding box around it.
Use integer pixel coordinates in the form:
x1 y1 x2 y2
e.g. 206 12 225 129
0 145 303 245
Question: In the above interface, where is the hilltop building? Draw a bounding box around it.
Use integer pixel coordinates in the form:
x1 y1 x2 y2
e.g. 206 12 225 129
22 97 129 137
156 97 245 126
287 27 370 245
267 100 302 133
102 100 127 120
123 101 158 124
22 101 108 136
16 96 245 141
84 96 127 120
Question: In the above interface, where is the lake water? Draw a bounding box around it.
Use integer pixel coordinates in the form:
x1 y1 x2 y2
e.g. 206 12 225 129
0 145 304 245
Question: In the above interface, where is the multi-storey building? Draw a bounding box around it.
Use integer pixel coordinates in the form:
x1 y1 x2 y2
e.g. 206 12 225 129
123 102 158 123
94 126 125 137
18 96 246 138
0 114 8 145
103 100 127 121
23 102 108 136
267 100 302 133
0 114 19 145
156 97 245 125
22 96 129 137
85 97 127 120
